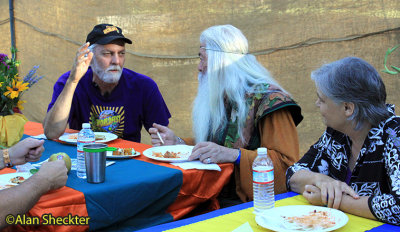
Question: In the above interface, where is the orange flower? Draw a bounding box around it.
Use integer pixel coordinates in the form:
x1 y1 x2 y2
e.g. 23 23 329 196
4 80 29 99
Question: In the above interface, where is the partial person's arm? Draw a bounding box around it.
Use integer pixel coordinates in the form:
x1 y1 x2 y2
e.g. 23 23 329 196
286 128 359 208
43 77 79 139
290 169 358 208
289 169 331 194
0 138 44 170
149 122 194 146
43 43 93 139
303 184 374 219
181 137 194 145
149 123 178 146
340 195 374 219
236 109 300 201
0 160 68 229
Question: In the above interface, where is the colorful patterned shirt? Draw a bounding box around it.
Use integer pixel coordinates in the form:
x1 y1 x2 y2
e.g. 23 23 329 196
212 83 302 149
286 105 400 225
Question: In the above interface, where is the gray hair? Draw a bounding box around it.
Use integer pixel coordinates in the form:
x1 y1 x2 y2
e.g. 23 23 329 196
311 56 390 129
88 44 99 66
199 25 286 93
199 24 289 141
88 44 98 53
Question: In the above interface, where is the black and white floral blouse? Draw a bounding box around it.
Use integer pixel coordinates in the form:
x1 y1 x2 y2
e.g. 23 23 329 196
286 105 400 225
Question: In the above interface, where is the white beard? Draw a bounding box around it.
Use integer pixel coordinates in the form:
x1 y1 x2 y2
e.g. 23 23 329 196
192 73 212 143
91 58 122 83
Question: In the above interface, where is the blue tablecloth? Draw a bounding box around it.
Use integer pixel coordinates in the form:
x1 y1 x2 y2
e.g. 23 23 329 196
25 135 183 231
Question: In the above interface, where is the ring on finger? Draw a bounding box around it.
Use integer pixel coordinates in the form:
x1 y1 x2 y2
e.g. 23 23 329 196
204 157 212 164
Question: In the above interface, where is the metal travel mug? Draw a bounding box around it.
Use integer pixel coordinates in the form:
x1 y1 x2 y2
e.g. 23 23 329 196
83 144 116 183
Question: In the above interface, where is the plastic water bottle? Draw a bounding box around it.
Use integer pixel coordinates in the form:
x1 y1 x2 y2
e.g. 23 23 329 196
77 123 95 179
253 147 274 214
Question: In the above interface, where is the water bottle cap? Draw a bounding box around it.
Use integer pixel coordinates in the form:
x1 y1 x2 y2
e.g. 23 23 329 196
257 147 267 155
82 123 91 129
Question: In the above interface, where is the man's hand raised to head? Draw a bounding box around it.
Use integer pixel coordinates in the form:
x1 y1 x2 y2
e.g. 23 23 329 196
69 42 93 84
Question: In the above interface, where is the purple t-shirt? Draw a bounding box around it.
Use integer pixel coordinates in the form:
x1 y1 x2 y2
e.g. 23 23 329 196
47 67 171 142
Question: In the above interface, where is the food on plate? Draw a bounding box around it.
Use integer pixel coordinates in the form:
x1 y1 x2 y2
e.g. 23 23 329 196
152 151 182 158
283 210 336 229
10 176 25 184
68 134 78 140
95 134 106 141
49 152 72 173
113 148 136 156
67 133 106 141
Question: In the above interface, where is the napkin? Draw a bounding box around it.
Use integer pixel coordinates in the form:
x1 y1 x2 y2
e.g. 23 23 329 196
30 133 48 140
170 160 221 171
15 162 36 172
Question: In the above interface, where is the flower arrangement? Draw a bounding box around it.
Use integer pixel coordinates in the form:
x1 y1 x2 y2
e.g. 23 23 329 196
382 44 400 75
0 47 43 116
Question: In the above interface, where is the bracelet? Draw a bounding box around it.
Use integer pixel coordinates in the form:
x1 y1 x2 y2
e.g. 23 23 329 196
235 148 241 165
3 149 12 167
176 136 185 145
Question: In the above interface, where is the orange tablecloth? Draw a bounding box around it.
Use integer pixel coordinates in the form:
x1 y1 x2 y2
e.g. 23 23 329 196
17 121 234 230
2 122 88 231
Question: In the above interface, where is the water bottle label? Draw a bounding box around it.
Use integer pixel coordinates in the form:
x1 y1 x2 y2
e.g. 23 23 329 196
77 140 93 152
253 167 274 184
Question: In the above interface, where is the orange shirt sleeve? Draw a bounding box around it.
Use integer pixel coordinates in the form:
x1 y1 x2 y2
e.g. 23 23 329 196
235 108 300 202
182 137 195 145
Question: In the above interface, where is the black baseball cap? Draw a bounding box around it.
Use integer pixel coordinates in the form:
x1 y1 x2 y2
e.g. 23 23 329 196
86 24 132 45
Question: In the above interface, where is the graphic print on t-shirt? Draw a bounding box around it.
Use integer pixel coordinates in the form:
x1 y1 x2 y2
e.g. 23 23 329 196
89 105 125 137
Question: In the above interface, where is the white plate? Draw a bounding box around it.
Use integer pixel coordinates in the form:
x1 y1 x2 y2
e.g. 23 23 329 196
142 145 194 162
255 205 348 232
106 150 141 159
59 132 118 144
0 172 32 190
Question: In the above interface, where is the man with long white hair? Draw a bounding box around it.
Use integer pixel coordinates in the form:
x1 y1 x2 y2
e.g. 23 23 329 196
44 24 170 142
150 25 303 203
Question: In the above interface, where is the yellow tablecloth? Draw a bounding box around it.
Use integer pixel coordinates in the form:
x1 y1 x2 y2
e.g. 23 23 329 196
168 195 383 232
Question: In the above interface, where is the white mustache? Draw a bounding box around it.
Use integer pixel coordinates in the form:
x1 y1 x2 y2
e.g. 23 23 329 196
106 65 122 72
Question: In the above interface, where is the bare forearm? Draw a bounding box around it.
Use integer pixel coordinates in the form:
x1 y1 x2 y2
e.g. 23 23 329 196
0 175 50 229
339 195 375 220
43 80 78 139
289 170 328 193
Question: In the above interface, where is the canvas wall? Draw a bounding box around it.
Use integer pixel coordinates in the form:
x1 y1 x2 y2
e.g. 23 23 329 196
1 0 399 155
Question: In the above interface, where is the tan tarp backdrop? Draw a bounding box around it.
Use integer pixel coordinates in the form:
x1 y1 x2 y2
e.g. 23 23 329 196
1 0 399 155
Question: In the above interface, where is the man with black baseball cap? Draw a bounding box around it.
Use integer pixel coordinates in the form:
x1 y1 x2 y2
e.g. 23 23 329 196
44 23 171 146
86 24 132 45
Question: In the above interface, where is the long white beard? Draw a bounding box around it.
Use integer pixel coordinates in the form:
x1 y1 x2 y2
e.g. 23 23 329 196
192 73 212 143
92 58 122 83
